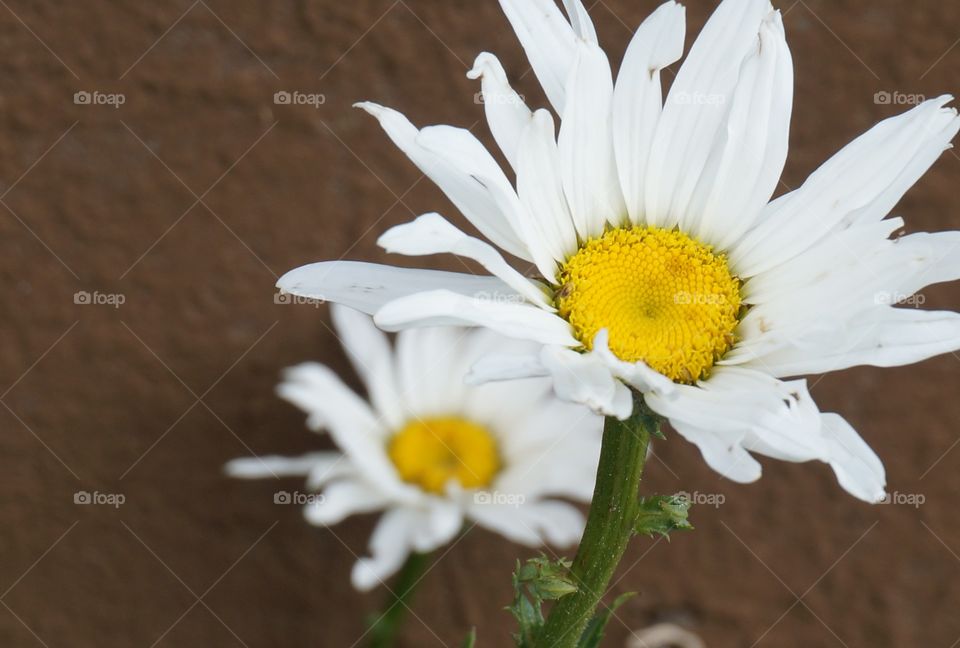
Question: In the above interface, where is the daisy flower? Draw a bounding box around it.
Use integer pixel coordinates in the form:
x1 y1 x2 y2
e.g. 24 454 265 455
277 0 960 503
227 306 602 590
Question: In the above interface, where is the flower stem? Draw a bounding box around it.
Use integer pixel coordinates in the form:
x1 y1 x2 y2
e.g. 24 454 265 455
533 401 658 648
367 551 431 648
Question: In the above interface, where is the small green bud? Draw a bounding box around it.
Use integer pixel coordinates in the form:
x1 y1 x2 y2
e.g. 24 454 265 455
532 577 579 600
635 495 694 538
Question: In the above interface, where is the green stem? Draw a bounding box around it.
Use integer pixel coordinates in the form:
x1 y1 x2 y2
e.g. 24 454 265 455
367 551 432 648
533 401 658 648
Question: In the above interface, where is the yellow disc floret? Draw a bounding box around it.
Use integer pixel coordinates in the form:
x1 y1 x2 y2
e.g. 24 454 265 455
556 226 742 383
388 417 500 494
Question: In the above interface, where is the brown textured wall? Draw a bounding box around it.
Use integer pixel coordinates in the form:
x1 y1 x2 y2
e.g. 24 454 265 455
1 1 959 646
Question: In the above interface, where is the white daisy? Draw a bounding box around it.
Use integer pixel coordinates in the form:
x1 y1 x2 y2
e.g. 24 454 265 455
277 0 960 503
227 306 602 591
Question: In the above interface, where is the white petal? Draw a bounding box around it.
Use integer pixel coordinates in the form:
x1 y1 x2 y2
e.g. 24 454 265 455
612 1 686 223
225 452 345 482
739 218 902 306
378 213 552 309
686 11 793 249
559 41 626 239
467 52 533 171
331 305 405 429
356 102 531 259
645 0 772 230
591 330 677 398
539 344 634 419
495 403 602 501
351 508 417 591
415 125 561 281
648 369 887 500
733 96 960 276
647 367 796 434
277 364 405 494
498 0 578 112
516 110 580 265
375 290 579 347
350 503 462 591
670 422 763 483
277 260 517 315
408 500 463 553
517 500 586 547
561 0 597 43
465 353 549 385
395 326 471 417
820 413 886 503
467 499 585 547
646 368 823 472
304 479 389 526
278 363 380 433
743 308 960 377
888 230 960 299
467 501 543 545
735 225 960 371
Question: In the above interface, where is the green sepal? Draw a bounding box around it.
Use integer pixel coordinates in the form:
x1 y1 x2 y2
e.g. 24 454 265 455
632 397 665 440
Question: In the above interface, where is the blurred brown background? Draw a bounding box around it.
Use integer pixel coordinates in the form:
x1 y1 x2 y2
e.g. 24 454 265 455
1 0 959 646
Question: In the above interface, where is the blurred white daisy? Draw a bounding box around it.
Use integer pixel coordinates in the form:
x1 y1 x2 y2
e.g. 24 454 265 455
277 0 960 502
227 306 601 591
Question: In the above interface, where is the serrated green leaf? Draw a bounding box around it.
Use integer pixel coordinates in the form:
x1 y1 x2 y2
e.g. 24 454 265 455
509 555 578 647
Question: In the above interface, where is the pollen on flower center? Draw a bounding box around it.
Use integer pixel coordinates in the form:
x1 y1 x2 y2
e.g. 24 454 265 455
556 226 742 384
388 417 500 494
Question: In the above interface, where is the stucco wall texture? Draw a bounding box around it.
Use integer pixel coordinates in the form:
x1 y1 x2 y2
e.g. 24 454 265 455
2 1 959 646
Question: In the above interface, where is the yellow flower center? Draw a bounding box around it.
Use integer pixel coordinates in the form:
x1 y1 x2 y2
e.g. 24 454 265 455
556 226 742 383
388 417 500 494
